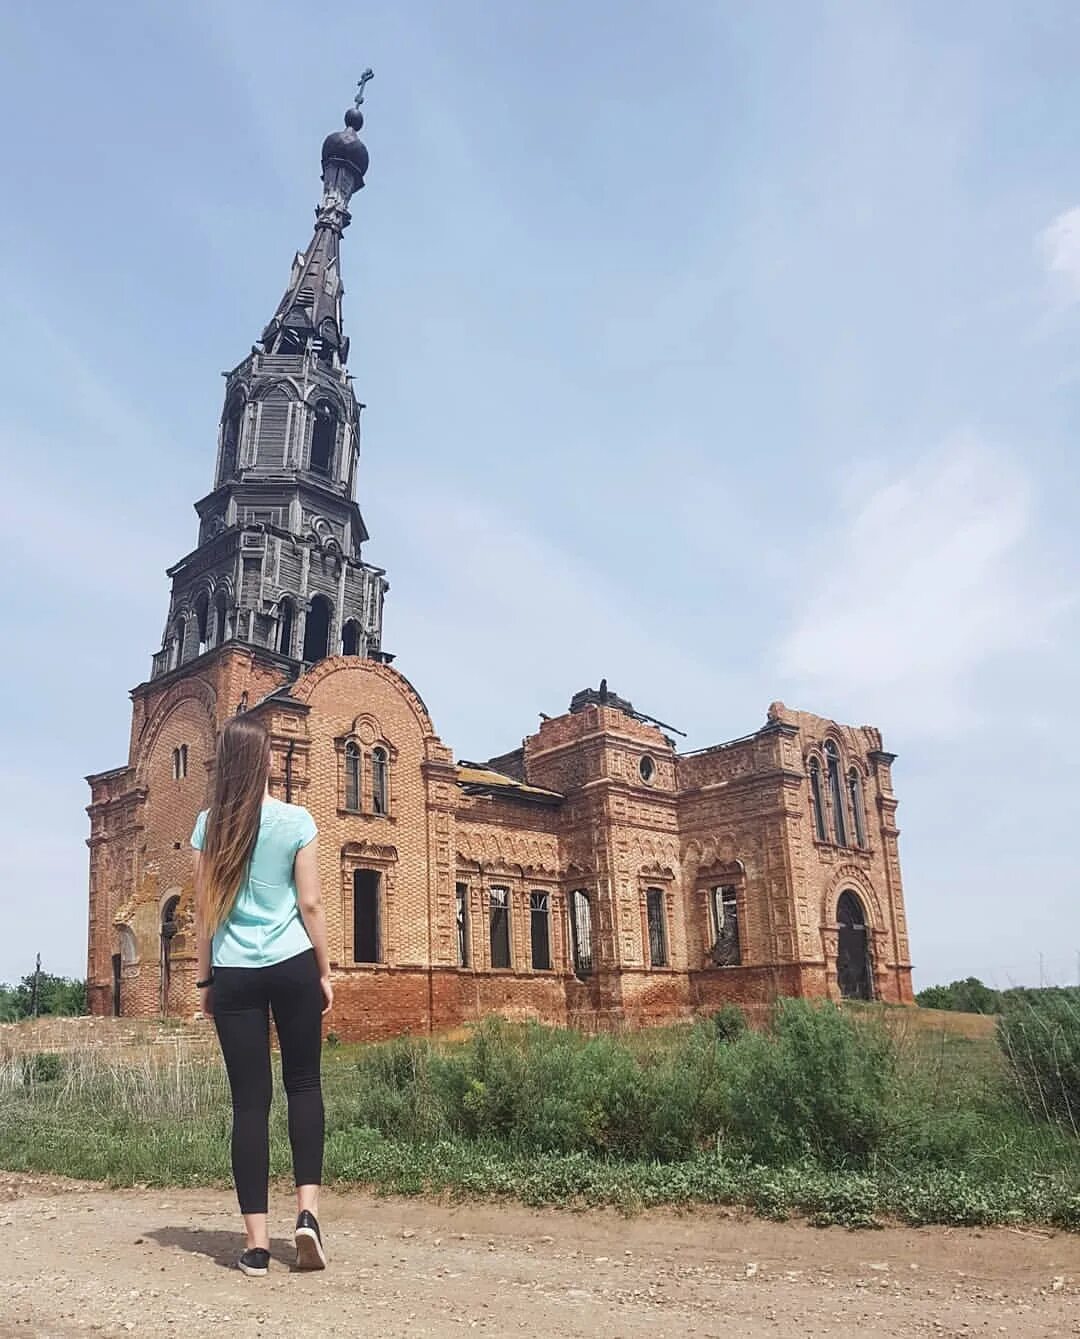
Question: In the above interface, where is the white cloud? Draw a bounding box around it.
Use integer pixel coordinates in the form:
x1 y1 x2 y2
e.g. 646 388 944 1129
777 434 1066 734
1038 206 1080 302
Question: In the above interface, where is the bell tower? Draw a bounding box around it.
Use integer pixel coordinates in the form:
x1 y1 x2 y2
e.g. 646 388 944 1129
151 74 389 680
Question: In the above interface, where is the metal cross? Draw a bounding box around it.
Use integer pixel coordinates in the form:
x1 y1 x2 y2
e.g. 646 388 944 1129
355 69 375 108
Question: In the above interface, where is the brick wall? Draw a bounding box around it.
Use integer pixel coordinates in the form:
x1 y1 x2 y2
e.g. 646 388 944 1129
88 655 915 1034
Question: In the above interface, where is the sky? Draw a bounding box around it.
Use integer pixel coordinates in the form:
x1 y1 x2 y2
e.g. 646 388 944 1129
0 0 1077 992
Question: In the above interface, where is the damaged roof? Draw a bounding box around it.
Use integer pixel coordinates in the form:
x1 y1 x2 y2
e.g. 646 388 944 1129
456 762 563 806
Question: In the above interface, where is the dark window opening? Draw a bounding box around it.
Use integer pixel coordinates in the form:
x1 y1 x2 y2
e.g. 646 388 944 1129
171 745 188 781
489 887 511 969
212 591 229 647
302 595 332 663
809 760 827 842
194 593 210 654
171 616 186 669
530 892 551 970
311 401 337 475
570 890 593 977
711 885 741 966
344 742 361 812
825 741 848 846
646 887 668 967
278 599 295 657
342 619 361 656
352 868 380 963
222 399 243 477
836 890 872 1000
372 747 388 815
848 769 867 848
456 882 470 967
111 953 122 1017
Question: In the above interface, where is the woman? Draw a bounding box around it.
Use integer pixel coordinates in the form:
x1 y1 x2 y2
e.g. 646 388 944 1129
191 714 333 1277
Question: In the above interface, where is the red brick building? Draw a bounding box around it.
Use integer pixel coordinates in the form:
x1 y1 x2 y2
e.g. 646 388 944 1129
85 95 914 1033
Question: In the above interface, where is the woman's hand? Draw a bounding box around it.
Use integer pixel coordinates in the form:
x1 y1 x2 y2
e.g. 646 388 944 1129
320 974 334 1015
198 986 214 1017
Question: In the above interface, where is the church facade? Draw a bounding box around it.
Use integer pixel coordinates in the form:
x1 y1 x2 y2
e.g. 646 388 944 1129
85 95 915 1034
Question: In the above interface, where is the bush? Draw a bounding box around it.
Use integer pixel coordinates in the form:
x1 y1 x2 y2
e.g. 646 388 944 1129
718 1000 894 1168
998 992 1080 1133
711 1005 747 1043
22 1053 64 1086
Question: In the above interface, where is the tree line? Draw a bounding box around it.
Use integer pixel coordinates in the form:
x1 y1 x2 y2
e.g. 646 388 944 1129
916 976 1080 1015
0 972 87 1021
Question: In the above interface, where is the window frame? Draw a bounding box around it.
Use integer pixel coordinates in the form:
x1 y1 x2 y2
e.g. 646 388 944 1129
709 884 742 967
847 767 868 848
645 887 668 968
343 741 362 813
529 890 552 971
569 889 594 978
351 867 381 964
488 886 511 970
824 740 848 847
455 881 470 968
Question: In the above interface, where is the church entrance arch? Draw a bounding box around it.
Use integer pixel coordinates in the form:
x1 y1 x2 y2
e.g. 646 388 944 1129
836 891 873 1000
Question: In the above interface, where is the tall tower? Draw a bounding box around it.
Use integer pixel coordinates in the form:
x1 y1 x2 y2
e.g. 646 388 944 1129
152 81 388 680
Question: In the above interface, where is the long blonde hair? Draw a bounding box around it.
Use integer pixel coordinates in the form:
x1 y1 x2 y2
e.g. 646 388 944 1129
198 715 271 935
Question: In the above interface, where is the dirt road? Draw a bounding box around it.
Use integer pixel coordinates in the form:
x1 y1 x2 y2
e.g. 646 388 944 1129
0 1173 1075 1338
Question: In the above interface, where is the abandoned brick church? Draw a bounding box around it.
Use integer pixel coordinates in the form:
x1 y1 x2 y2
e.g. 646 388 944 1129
85 94 915 1035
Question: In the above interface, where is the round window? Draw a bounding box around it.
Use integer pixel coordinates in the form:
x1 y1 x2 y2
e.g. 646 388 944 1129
639 755 656 783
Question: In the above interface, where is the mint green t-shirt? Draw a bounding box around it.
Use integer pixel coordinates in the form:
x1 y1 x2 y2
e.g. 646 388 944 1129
191 799 317 969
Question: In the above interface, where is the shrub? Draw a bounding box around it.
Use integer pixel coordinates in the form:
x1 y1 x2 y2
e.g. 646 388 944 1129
711 1005 747 1043
997 992 1080 1133
718 1000 894 1168
22 1053 63 1085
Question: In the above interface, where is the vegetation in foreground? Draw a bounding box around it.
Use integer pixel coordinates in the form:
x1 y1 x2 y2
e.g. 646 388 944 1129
0 999 1076 1229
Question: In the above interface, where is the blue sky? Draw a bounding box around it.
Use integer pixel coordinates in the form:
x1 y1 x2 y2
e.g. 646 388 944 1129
0 1 1077 991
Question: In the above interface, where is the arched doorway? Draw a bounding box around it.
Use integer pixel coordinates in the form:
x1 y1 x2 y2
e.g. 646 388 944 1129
160 895 181 1014
836 891 873 1000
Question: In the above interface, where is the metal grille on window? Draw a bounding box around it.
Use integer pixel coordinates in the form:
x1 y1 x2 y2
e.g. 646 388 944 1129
344 742 361 812
711 885 741 966
646 888 667 967
455 882 469 967
825 741 848 846
848 768 867 848
489 887 510 969
530 892 551 970
570 890 593 977
372 747 389 815
809 759 827 842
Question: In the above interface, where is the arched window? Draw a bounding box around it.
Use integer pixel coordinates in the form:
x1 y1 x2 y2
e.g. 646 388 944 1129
646 887 668 967
836 891 873 1000
455 882 470 967
570 890 593 977
848 768 867 848
311 401 337 476
344 742 361 812
489 887 511 969
277 599 295 657
160 894 181 1008
710 885 741 966
824 741 848 847
341 619 361 656
530 892 552 970
352 869 381 963
302 594 332 663
170 616 186 669
809 759 827 842
221 397 243 477
371 746 389 815
213 590 230 647
194 592 210 654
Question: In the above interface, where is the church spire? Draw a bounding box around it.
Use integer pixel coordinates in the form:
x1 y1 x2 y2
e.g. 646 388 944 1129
260 71 374 366
148 78 390 682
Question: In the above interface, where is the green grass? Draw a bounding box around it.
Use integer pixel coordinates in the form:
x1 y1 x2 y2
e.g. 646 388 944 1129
1 1003 1077 1230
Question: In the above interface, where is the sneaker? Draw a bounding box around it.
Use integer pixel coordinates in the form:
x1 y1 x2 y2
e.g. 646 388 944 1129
238 1247 270 1277
294 1210 326 1270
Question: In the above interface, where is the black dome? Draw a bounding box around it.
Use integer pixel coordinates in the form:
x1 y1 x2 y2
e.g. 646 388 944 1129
321 115 369 184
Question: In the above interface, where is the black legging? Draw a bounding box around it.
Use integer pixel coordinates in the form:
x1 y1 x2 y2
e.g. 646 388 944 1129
211 948 324 1215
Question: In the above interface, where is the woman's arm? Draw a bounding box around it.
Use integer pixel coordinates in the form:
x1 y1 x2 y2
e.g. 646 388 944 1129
294 837 333 1013
192 851 213 1015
